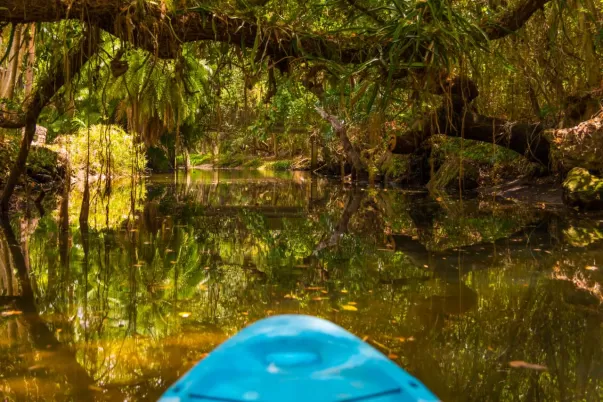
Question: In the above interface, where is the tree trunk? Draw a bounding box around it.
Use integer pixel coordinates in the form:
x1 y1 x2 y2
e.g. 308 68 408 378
0 122 36 213
184 147 190 172
577 0 601 89
2 24 22 100
24 24 35 96
310 135 318 171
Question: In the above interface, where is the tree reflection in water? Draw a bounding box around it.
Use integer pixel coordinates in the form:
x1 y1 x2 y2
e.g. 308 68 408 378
1 170 603 401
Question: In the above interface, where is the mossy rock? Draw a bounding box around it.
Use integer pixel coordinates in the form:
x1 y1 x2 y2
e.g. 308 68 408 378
562 223 603 247
26 146 62 183
562 167 603 209
427 158 479 192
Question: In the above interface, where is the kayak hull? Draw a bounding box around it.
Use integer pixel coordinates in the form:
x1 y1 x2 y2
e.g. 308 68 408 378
159 314 439 402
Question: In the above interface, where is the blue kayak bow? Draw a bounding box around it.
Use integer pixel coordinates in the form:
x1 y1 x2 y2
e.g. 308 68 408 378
159 314 439 402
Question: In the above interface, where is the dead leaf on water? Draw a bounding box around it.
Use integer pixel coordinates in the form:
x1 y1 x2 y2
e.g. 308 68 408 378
407 336 415 342
340 289 349 294
388 353 399 359
586 266 598 271
306 286 324 291
341 305 358 311
178 312 192 318
311 297 327 301
320 290 329 294
362 335 369 342
509 361 547 371
347 302 357 306
397 337 406 343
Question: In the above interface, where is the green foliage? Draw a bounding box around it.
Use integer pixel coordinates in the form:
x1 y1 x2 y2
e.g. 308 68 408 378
261 159 293 171
176 153 213 166
214 153 250 168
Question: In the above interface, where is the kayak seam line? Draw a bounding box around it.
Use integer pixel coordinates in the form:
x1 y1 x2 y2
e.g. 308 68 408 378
340 387 402 402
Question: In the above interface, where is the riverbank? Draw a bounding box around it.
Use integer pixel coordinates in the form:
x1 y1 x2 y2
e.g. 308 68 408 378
176 153 311 171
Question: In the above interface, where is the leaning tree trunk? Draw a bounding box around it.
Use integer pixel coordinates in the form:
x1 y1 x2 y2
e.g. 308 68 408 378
315 106 367 179
0 123 36 212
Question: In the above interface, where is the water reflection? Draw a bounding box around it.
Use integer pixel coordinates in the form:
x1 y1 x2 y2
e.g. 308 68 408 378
1 170 603 401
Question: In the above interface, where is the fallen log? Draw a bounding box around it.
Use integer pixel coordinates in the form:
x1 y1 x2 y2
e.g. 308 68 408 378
388 107 551 167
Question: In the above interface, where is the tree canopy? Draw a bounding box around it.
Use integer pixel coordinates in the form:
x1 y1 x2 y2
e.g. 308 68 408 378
0 0 600 213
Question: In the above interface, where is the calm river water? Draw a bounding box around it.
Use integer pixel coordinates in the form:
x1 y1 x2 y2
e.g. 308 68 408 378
1 170 603 401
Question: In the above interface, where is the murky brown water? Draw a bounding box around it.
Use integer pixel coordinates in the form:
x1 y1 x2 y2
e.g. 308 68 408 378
1 170 603 401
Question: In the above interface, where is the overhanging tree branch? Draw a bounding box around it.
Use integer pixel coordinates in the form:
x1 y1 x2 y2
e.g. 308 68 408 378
0 0 553 61
481 0 551 40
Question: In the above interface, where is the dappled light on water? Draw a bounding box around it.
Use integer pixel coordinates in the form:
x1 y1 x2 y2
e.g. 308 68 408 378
1 171 603 400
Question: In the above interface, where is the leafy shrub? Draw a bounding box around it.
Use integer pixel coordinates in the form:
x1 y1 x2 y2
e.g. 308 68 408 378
262 160 293 171
64 125 146 178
